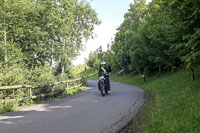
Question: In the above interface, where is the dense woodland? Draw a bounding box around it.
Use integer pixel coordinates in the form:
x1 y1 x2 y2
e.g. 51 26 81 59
0 0 100 86
87 0 200 80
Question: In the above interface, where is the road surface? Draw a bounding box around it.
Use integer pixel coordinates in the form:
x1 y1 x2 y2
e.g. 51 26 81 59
0 80 144 133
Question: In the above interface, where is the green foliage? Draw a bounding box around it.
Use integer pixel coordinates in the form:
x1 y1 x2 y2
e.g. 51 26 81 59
0 87 31 113
86 46 106 70
0 65 28 86
168 0 200 69
0 0 99 69
0 0 100 113
90 0 199 78
27 66 56 85
70 64 92 79
0 0 99 74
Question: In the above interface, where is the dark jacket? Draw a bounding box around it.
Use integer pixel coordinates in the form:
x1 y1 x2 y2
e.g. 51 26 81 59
98 65 112 79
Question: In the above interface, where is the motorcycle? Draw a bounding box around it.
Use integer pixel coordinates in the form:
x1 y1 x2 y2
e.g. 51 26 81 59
98 72 109 97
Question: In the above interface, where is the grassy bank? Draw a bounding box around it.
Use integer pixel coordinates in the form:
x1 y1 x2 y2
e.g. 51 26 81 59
89 68 200 133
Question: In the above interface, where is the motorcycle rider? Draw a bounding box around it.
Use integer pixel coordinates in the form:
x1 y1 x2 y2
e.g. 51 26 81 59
98 61 111 90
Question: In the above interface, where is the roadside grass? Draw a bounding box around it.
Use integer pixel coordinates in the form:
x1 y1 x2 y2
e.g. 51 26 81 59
88 72 99 80
91 68 200 133
72 65 98 79
70 64 87 75
80 69 97 77
141 68 200 133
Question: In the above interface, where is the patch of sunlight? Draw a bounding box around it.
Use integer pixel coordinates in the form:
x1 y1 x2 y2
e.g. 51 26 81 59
20 104 49 112
71 98 99 103
49 106 72 109
0 115 24 120
0 116 25 124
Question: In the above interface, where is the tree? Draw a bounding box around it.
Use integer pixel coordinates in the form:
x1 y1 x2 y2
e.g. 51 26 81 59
169 0 200 80
110 0 182 76
0 0 100 70
0 0 100 85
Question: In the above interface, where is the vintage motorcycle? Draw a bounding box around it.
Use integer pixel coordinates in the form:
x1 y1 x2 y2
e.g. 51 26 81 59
98 72 109 97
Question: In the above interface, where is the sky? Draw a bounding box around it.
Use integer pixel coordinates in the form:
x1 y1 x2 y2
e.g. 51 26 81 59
72 0 152 65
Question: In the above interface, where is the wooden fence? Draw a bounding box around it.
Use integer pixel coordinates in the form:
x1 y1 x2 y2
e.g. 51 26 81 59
0 77 86 103
0 72 97 103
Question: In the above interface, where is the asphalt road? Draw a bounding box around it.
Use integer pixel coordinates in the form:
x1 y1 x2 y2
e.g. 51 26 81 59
0 80 144 133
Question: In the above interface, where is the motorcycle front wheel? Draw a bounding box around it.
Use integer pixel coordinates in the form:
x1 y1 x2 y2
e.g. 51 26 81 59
99 80 105 97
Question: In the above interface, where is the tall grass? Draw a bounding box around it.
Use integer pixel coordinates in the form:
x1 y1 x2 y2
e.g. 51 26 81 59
141 69 200 133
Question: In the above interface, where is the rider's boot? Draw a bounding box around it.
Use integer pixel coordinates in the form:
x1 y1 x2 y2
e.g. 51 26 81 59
108 82 111 91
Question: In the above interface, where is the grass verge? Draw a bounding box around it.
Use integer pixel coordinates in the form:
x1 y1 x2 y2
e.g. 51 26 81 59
90 68 200 133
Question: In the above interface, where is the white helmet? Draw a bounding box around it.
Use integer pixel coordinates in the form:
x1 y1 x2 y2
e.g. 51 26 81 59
101 61 106 65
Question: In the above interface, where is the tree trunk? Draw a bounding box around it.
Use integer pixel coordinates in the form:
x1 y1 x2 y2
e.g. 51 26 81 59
61 61 65 77
138 70 141 77
143 74 146 83
50 41 54 73
50 58 53 73
4 18 8 67
159 65 161 76
61 65 64 77
191 67 195 81
171 65 174 73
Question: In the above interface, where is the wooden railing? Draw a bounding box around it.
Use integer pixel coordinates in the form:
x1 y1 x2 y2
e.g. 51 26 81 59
0 72 97 103
0 77 86 103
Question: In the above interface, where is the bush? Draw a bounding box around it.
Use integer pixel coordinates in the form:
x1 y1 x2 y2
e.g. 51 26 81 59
27 66 56 85
0 64 28 86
